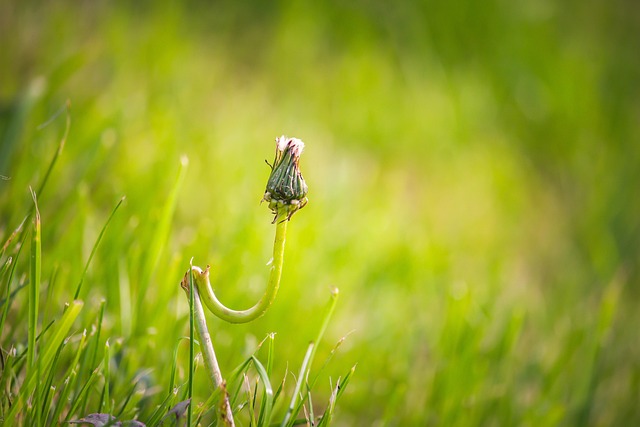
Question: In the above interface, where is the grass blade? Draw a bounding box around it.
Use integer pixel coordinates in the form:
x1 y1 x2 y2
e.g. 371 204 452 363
118 258 132 337
0 234 26 346
64 363 101 422
307 288 339 384
35 100 70 198
266 332 275 377
246 373 257 426
252 356 274 427
136 156 188 329
50 329 88 424
99 339 111 414
147 388 179 426
33 352 42 425
27 188 41 371
187 262 195 427
41 336 68 423
74 196 125 299
89 300 107 375
281 288 340 427
115 373 144 419
317 364 357 427
78 300 106 416
169 337 189 395
228 358 254 410
1 216 27 259
0 253 12 279
281 342 314 427
5 101 69 256
0 346 16 413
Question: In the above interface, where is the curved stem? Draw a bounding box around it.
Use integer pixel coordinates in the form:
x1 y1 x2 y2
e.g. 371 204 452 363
192 217 288 323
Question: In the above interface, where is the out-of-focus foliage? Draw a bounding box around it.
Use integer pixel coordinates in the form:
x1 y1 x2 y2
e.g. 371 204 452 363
1 0 639 425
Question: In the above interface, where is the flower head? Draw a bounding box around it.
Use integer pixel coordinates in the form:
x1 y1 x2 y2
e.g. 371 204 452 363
263 135 308 222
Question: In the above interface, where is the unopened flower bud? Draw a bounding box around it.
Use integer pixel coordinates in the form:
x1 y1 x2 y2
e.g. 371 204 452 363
263 135 308 222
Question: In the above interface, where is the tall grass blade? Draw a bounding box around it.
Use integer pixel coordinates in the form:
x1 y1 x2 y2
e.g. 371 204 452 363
282 288 340 426
147 388 179 426
1 216 27 258
246 373 257 426
73 196 125 299
251 356 274 427
307 288 340 390
50 329 88 425
6 101 69 252
317 364 356 427
272 373 286 408
0 346 16 414
0 254 12 279
575 275 623 425
99 339 111 414
33 351 42 425
281 342 314 427
169 337 189 395
136 156 188 327
228 358 254 410
35 100 70 198
334 365 355 404
27 188 41 371
116 372 145 419
41 336 68 423
118 258 132 337
64 364 101 422
196 379 227 421
89 300 107 374
0 235 25 345
187 262 195 427
43 265 60 327
78 299 106 416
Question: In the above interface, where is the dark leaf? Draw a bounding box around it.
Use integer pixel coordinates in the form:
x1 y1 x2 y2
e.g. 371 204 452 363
68 413 120 426
159 398 191 424
68 413 146 427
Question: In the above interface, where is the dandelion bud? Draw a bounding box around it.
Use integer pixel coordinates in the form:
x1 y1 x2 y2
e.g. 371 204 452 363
263 135 308 222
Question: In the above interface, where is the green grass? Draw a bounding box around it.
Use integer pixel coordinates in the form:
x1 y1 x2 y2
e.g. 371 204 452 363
2 1 640 425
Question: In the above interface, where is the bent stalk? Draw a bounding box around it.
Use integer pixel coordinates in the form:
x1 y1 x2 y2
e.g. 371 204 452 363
181 135 308 424
190 214 288 323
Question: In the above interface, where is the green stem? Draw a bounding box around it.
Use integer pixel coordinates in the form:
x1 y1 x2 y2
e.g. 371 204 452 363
192 217 288 323
187 266 195 427
191 284 235 426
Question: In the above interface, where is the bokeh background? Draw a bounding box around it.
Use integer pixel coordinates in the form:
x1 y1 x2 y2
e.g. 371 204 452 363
2 0 639 425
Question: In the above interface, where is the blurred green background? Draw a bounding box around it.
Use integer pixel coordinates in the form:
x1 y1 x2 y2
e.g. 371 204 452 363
2 0 639 425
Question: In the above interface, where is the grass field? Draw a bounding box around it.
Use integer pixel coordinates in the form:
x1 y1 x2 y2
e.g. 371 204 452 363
2 1 640 425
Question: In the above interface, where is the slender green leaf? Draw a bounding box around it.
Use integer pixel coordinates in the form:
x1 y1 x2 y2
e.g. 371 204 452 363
187 261 195 427
252 356 274 427
35 100 70 198
27 188 41 371
74 197 125 299
99 339 111 414
50 330 88 425
281 342 314 427
136 156 188 329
